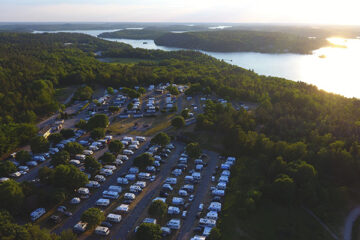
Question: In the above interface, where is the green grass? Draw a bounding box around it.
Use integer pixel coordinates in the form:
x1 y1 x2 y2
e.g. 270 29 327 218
54 87 76 103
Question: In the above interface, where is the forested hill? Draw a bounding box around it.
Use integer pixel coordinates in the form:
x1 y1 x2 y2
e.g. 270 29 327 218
154 30 332 54
99 29 166 40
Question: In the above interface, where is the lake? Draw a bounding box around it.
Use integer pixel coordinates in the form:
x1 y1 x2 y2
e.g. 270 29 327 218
35 30 360 98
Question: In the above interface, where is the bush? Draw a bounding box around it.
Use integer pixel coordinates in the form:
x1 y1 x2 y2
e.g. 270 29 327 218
85 156 101 175
0 161 17 177
73 86 93 101
186 142 201 158
48 133 64 145
75 119 87 130
51 150 70 166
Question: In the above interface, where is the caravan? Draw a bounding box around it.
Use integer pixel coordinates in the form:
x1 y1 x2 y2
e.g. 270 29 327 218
106 213 122 223
30 208 46 221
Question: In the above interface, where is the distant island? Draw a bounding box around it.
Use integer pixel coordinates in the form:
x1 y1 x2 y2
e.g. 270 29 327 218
100 29 333 54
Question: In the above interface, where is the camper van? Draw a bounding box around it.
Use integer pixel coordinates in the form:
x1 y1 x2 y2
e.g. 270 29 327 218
167 219 181 230
117 177 129 185
208 202 222 212
96 198 110 207
86 181 100 188
117 154 129 161
129 185 142 193
108 185 122 193
165 177 177 185
135 181 146 189
124 193 136 200
115 204 129 213
168 206 181 215
123 149 134 155
106 213 122 223
77 187 90 195
128 167 139 174
125 174 136 181
103 190 119 199
30 208 46 221
95 226 110 236
100 168 113 176
138 172 151 180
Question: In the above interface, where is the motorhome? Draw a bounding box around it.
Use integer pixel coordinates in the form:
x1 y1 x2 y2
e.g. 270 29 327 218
138 172 151 180
108 185 122 193
106 213 122 223
96 198 110 207
117 177 129 185
208 202 222 212
135 181 147 188
30 208 46 221
167 219 181 230
117 154 129 161
100 168 113 176
103 190 119 199
172 197 185 206
115 204 129 213
168 206 181 215
95 226 110 236
124 193 136 200
77 187 90 195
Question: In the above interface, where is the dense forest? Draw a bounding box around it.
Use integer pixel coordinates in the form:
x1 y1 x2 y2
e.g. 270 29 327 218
154 30 333 54
99 29 167 40
1 32 360 239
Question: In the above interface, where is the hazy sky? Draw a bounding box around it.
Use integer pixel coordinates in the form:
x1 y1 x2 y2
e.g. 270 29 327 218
1 0 360 24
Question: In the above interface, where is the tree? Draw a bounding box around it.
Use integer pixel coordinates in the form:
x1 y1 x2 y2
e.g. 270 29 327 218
270 174 296 204
74 86 93 101
90 128 105 140
48 133 64 145
148 200 167 221
166 85 180 95
151 132 170 147
136 223 161 240
15 150 31 164
208 227 221 240
81 208 104 229
138 87 146 95
109 140 123 154
60 129 75 139
181 109 190 119
87 114 109 130
0 180 24 214
53 164 88 191
99 152 115 164
171 116 185 129
30 136 49 154
0 160 17 177
127 102 134 111
75 119 87 130
109 106 120 113
186 142 201 158
38 167 54 184
51 150 70 166
64 142 84 156
107 87 114 95
84 156 101 175
59 229 78 240
134 153 154 171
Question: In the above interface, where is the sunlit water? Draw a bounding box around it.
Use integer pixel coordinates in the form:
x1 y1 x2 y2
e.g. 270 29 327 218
34 30 360 98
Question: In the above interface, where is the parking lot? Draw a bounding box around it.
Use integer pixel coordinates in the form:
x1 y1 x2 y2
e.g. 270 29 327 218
1 83 241 240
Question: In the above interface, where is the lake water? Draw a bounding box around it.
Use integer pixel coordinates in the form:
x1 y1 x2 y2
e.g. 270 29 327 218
34 30 360 98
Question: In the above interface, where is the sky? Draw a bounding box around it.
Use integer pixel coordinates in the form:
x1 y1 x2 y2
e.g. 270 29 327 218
1 0 360 24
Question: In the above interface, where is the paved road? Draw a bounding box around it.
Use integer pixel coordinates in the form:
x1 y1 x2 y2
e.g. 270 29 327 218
53 140 151 234
344 206 360 240
97 142 185 240
176 150 219 240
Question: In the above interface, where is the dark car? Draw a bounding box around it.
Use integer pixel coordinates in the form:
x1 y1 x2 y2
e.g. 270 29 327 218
101 221 113 228
64 211 73 217
193 226 203 234
50 215 61 224
212 196 222 202
160 191 169 197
